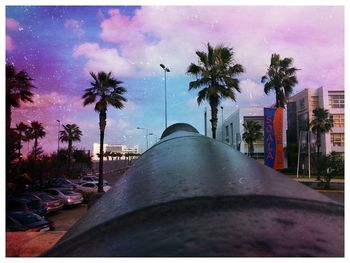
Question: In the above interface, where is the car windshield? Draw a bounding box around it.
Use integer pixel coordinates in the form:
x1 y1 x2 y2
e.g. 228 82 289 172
61 190 76 195
13 213 43 225
36 193 56 200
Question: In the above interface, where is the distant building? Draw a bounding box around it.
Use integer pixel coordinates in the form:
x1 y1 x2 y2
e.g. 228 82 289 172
92 143 139 161
287 87 344 170
214 107 287 165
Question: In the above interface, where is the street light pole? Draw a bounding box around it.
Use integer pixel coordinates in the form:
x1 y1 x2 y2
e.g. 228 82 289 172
160 64 170 130
137 127 149 151
149 133 159 144
56 120 60 153
221 106 224 142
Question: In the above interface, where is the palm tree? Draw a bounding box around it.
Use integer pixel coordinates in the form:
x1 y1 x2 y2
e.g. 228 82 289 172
15 122 30 160
187 43 244 139
82 71 127 192
27 121 46 161
59 123 82 174
110 152 117 161
310 107 333 180
104 151 111 161
6 64 35 130
242 120 263 158
310 108 333 155
261 54 298 108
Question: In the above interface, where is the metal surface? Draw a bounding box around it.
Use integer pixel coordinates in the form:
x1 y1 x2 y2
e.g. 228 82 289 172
44 123 343 257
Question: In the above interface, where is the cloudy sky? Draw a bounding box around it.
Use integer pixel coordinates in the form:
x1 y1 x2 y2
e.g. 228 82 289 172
6 5 344 154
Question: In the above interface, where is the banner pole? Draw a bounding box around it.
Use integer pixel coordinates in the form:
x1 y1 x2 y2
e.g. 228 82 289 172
296 130 301 178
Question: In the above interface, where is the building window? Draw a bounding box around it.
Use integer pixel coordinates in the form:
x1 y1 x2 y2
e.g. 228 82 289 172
331 114 344 128
230 123 233 145
299 98 305 109
329 93 344 108
330 133 344 147
311 96 319 109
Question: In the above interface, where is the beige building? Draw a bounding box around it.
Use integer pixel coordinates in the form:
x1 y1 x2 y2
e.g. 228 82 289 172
287 87 344 163
92 143 139 161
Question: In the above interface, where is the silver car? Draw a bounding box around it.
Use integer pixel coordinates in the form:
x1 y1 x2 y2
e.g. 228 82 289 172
44 188 83 206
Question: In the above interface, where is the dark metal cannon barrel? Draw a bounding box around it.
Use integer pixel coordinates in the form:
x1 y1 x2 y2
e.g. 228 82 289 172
44 123 343 257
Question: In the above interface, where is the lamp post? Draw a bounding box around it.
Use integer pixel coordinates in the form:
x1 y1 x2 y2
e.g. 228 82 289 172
160 64 170 130
56 120 61 153
137 127 149 151
221 106 224 142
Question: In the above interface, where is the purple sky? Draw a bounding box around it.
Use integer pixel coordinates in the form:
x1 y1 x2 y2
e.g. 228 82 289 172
6 6 344 154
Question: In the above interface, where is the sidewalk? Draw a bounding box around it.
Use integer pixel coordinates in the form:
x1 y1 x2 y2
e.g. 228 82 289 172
6 231 66 257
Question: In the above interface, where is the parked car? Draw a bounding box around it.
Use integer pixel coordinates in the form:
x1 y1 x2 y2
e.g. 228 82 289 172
50 178 80 190
17 192 64 214
80 176 108 185
7 196 45 215
76 182 111 193
44 188 83 206
6 211 54 232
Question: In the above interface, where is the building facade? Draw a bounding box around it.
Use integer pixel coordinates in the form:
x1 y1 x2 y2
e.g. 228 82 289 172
92 143 139 161
214 107 287 165
287 87 344 169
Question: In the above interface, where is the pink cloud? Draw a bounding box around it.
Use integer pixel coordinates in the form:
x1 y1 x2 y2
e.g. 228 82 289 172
91 6 343 89
64 19 85 36
6 17 20 31
6 35 15 51
73 42 133 76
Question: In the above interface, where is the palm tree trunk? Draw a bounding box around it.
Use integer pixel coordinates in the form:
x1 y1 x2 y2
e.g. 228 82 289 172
33 137 38 161
249 143 254 158
98 111 106 193
210 102 218 139
6 103 11 131
68 140 72 176
316 132 321 180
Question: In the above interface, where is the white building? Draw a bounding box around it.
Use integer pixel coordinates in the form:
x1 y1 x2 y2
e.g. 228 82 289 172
92 143 139 161
212 107 287 164
287 87 344 160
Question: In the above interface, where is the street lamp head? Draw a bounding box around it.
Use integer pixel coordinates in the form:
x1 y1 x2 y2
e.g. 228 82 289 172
166 68 170 72
160 64 165 69
220 106 223 109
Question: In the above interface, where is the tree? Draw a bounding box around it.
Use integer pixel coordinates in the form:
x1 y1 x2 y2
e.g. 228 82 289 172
104 151 111 161
110 152 117 161
187 43 244 139
310 107 333 155
242 120 263 157
310 107 333 180
15 122 30 161
6 64 35 130
27 121 46 162
59 123 82 174
261 54 298 108
82 71 127 192
317 152 344 189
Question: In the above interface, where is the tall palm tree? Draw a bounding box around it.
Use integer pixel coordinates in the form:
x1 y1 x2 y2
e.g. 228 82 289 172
15 122 30 160
187 43 244 139
242 120 263 157
310 107 333 155
59 123 82 174
6 64 35 130
310 107 333 180
27 121 46 161
82 71 127 192
261 53 298 108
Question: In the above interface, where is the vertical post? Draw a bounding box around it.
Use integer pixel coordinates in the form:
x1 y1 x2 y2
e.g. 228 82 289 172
164 70 167 130
308 130 311 179
57 120 60 153
204 108 207 137
296 130 301 178
221 106 224 142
